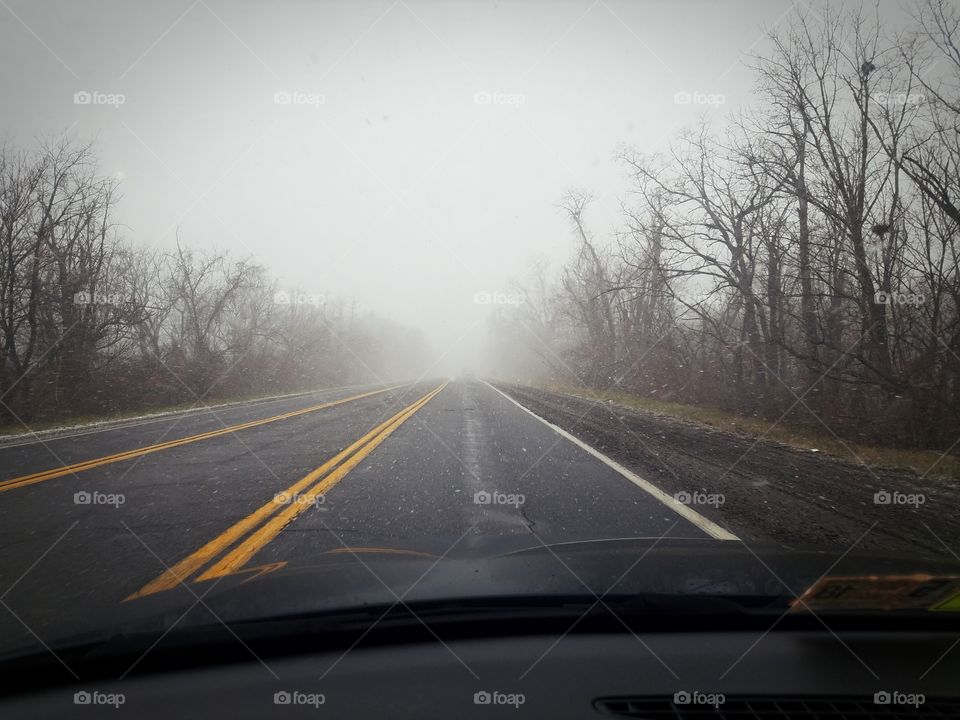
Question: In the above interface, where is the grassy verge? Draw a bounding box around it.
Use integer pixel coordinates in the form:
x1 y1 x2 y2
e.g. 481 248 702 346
532 382 960 482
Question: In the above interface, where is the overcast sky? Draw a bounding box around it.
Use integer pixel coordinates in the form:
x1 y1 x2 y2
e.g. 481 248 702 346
0 0 912 374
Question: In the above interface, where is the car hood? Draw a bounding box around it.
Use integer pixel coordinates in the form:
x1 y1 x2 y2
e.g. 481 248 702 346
84 536 960 634
5 536 960 664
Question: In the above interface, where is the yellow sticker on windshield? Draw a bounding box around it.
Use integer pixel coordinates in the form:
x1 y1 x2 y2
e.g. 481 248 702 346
933 591 960 612
792 575 960 612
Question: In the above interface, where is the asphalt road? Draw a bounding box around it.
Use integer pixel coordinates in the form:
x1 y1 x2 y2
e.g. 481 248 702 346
503 385 960 558
0 378 732 654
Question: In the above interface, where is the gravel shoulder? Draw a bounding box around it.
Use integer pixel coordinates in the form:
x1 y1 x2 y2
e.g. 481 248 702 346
494 382 960 558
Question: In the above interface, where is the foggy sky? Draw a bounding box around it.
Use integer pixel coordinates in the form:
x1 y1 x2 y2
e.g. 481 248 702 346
0 0 911 375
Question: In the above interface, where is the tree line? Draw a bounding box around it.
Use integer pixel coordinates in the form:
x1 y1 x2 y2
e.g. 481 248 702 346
494 1 960 450
0 139 426 427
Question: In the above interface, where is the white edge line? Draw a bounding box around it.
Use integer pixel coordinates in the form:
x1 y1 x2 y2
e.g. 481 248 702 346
0 382 392 448
482 380 739 542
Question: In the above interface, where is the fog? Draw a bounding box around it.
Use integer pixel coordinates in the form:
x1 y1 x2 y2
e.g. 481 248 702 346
9 0 957 452
1 0 833 375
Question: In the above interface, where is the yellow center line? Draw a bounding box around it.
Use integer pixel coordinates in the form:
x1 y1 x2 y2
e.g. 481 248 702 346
0 384 409 494
196 382 447 580
126 381 447 600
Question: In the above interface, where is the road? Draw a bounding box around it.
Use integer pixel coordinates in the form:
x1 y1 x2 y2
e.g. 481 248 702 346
0 378 735 654
502 384 960 557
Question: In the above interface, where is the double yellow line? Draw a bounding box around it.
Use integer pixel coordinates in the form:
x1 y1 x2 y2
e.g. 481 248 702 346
128 381 447 600
0 385 407 494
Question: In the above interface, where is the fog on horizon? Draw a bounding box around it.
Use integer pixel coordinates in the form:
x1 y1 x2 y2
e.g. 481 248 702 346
0 0 860 377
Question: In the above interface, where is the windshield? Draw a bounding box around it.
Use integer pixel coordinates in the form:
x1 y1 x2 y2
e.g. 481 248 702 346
1 0 960 695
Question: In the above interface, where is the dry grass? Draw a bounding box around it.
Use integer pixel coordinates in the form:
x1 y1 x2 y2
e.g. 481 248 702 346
536 383 960 482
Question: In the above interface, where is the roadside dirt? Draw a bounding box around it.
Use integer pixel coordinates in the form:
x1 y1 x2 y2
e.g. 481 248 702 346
496 383 960 558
